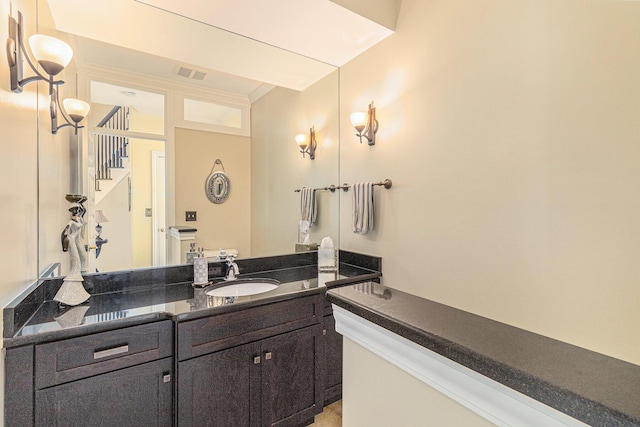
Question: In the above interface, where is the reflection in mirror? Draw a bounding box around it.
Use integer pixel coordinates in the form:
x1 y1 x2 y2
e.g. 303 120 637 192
89 81 166 273
184 99 242 128
37 1 340 277
205 171 231 204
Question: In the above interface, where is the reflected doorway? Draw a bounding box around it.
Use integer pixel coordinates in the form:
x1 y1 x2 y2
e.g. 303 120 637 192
89 81 166 272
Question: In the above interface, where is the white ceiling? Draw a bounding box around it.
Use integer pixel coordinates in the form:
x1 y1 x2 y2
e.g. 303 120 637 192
136 0 395 67
46 0 396 95
73 36 268 98
90 81 165 117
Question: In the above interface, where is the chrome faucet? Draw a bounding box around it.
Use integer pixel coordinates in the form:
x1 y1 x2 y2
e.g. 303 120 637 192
225 254 239 281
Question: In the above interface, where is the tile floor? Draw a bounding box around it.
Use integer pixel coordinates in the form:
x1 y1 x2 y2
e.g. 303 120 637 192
309 400 342 426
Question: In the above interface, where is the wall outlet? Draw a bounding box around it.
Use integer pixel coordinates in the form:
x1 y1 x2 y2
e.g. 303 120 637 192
145 208 152 217
208 265 223 276
185 211 197 222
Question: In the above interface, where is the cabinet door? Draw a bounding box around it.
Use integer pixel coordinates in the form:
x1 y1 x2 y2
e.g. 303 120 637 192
6 345 34 427
178 341 261 427
261 325 325 427
35 357 173 427
323 314 343 405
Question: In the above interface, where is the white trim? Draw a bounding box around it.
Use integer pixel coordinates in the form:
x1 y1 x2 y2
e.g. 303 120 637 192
78 63 251 106
168 227 197 241
151 150 166 267
174 93 250 137
168 226 196 265
248 83 275 103
78 63 252 137
332 305 588 427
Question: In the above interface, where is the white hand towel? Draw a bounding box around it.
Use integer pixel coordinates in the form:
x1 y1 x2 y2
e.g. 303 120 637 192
300 187 317 224
352 182 374 234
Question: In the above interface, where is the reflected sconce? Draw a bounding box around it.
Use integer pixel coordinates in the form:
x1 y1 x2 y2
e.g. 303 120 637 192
295 126 317 160
94 210 109 259
350 101 378 146
6 11 90 134
94 210 109 239
50 90 90 134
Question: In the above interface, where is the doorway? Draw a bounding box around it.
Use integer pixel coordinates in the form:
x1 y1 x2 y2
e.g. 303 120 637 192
88 81 166 272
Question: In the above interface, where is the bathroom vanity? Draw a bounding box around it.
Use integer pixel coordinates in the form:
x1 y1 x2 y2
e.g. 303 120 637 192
4 251 381 427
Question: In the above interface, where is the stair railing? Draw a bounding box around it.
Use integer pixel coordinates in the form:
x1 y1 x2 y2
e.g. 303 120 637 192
95 106 130 191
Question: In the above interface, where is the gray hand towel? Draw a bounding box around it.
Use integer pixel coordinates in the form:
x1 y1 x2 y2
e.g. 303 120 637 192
352 182 374 234
300 187 317 224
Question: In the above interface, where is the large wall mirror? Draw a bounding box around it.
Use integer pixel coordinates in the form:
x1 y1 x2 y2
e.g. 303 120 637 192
37 0 340 277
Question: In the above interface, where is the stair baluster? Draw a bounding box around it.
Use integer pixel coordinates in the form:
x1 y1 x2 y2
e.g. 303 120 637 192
95 106 129 192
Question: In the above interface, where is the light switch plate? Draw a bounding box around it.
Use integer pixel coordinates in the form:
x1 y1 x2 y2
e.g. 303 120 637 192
186 211 197 221
145 208 152 217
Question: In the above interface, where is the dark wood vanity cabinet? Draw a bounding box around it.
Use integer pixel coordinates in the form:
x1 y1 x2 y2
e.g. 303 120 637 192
261 325 324 426
35 357 173 426
177 294 325 427
179 341 259 426
5 293 331 427
322 314 343 405
6 320 174 427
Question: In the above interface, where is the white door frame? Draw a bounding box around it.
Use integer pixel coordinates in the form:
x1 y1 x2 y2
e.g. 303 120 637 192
152 150 167 266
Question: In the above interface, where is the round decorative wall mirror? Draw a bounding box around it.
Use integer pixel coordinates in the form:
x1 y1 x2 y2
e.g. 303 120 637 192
205 159 231 204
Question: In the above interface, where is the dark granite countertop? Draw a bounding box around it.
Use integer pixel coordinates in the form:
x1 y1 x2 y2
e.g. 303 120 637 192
327 282 640 427
4 256 380 348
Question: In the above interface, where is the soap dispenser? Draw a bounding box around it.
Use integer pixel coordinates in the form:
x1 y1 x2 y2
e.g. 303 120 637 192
186 242 197 264
193 247 209 286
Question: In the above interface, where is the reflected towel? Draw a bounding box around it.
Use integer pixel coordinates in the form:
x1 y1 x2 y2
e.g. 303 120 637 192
300 187 317 224
352 182 374 234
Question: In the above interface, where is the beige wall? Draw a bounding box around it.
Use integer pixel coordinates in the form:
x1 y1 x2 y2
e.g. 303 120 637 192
340 0 640 423
0 0 63 423
174 127 251 256
251 70 340 256
343 338 493 427
95 178 133 271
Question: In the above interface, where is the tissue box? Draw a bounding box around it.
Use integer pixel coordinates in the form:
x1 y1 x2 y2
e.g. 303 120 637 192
295 243 318 252
318 247 337 272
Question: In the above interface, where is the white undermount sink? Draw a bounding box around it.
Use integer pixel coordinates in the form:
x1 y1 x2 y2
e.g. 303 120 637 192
205 279 280 297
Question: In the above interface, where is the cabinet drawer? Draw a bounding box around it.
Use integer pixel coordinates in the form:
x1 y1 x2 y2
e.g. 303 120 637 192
178 294 323 360
35 320 173 389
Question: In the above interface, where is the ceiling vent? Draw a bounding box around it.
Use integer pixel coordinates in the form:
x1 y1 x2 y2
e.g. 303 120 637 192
173 65 207 81
175 66 192 78
192 70 207 80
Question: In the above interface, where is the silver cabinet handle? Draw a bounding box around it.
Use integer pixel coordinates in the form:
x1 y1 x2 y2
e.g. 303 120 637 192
163 374 171 383
254 356 261 364
93 344 129 360
265 352 272 360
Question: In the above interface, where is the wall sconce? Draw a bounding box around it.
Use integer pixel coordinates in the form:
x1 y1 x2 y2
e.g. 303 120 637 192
295 126 317 160
350 101 378 146
7 11 90 134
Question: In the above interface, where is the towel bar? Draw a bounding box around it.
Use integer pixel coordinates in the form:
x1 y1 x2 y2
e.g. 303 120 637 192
294 179 392 193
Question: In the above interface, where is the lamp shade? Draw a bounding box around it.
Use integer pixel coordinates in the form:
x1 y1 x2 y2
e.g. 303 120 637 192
94 210 109 224
350 111 367 130
62 98 91 123
295 133 308 149
28 34 73 76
